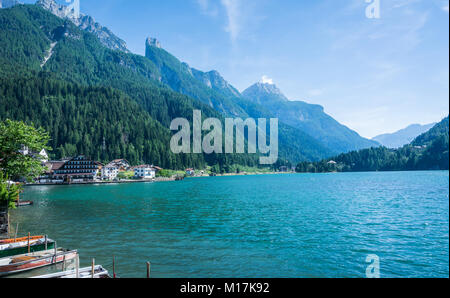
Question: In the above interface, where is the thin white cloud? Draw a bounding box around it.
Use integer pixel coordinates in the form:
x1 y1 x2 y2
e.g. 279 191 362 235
221 0 241 42
261 75 274 84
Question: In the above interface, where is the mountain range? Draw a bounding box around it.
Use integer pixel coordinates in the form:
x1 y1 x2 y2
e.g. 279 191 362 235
373 123 436 148
144 31 380 154
0 1 391 170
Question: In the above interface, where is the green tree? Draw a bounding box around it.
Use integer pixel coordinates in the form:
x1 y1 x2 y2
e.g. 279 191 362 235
0 119 51 181
0 173 21 209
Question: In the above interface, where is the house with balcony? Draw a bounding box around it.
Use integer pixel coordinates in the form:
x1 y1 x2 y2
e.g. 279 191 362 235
101 163 120 181
52 155 102 183
133 165 156 180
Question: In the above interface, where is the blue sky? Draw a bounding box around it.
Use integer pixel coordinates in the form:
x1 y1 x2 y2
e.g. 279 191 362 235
24 0 449 138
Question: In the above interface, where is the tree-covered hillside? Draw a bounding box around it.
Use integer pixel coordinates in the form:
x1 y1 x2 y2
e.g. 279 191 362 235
0 4 333 165
145 40 247 117
0 74 212 169
296 117 449 173
412 117 449 147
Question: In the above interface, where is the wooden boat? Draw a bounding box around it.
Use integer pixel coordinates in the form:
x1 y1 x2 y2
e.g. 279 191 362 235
0 248 78 277
0 237 56 258
0 235 43 245
15 201 33 207
31 265 110 279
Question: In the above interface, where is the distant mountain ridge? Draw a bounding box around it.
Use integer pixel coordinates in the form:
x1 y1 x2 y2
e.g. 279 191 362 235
144 37 334 161
296 116 449 173
242 82 289 104
242 82 380 153
145 38 379 155
373 123 436 148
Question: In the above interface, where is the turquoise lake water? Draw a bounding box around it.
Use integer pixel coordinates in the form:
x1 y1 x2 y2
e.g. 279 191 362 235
9 171 449 278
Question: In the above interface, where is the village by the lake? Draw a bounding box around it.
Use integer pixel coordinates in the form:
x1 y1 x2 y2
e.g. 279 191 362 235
0 0 448 281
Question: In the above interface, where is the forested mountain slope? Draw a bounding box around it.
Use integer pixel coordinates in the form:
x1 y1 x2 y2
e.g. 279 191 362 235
0 4 330 166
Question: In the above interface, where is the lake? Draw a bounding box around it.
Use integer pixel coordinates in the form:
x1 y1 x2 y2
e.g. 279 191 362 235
9 171 449 278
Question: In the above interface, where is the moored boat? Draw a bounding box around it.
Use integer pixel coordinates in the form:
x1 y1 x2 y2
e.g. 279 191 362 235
0 235 43 245
0 236 56 258
15 201 33 207
0 248 78 277
31 265 110 278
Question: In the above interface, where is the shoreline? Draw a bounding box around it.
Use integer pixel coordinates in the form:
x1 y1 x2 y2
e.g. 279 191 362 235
196 171 295 177
24 172 296 186
24 177 177 187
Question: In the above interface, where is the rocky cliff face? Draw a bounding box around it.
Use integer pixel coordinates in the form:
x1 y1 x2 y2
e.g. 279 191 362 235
145 36 241 100
191 69 241 99
0 0 20 9
146 37 162 49
37 0 129 53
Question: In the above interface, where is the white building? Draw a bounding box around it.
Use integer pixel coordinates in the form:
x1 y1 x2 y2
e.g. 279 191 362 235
39 149 49 163
134 165 156 179
19 146 48 163
18 145 29 156
102 166 119 181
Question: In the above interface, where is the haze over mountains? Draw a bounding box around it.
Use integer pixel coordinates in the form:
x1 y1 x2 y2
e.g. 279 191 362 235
373 123 436 149
4 1 439 171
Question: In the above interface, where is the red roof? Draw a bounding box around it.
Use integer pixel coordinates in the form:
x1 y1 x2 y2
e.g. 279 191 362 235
133 165 155 169
111 159 130 163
